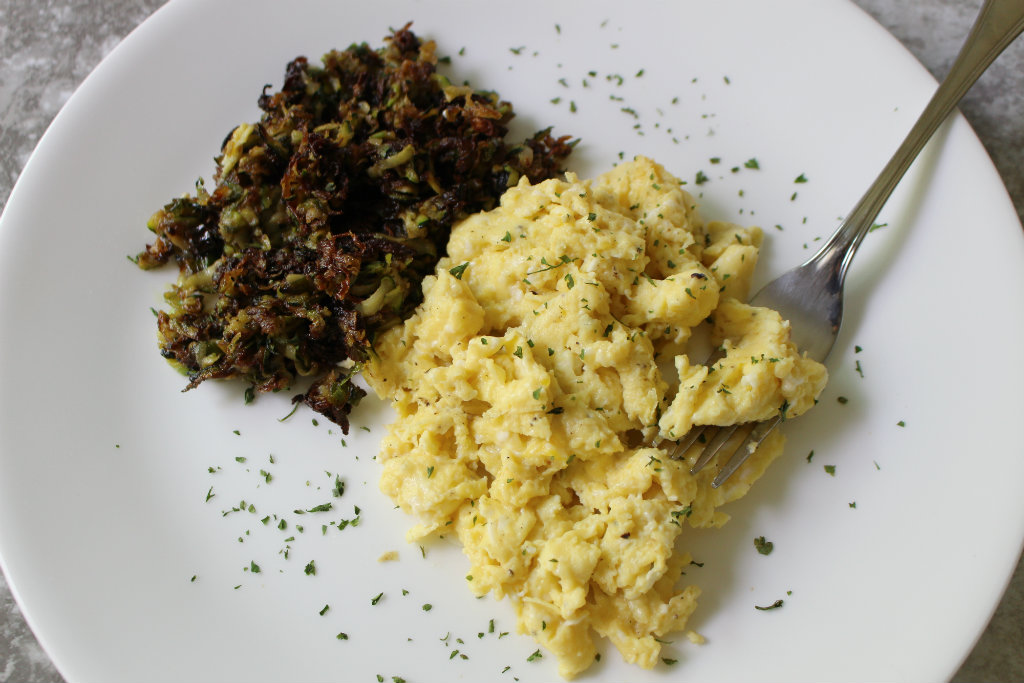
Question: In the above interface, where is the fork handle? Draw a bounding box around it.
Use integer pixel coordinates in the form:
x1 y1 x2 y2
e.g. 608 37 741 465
814 0 1024 284
683 0 1024 489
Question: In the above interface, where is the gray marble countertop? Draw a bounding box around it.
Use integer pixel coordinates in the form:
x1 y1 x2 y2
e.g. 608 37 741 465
1 0 1021 681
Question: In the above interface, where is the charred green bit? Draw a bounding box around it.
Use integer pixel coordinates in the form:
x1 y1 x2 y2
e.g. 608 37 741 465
136 24 574 431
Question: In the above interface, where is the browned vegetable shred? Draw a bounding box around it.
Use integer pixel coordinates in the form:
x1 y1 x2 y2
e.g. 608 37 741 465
134 24 574 431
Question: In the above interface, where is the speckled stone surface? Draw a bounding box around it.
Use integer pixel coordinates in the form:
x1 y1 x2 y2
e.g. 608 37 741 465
1 1 1022 681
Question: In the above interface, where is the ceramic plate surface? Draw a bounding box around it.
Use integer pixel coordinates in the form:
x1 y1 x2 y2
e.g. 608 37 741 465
2 1 1023 681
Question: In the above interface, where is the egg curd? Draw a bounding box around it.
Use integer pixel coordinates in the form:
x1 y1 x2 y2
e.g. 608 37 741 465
364 156 827 678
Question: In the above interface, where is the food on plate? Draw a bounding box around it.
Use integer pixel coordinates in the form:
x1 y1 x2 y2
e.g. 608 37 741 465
132 24 573 431
364 156 827 678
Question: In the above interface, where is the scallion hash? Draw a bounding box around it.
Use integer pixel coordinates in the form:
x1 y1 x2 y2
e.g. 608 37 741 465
135 24 574 431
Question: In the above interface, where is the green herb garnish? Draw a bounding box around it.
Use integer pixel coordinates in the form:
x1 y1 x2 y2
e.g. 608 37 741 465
754 536 774 555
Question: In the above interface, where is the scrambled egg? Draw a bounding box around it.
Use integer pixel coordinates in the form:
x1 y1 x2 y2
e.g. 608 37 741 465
364 156 827 678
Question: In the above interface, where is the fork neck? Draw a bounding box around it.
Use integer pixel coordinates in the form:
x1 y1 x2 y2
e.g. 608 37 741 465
807 0 1024 284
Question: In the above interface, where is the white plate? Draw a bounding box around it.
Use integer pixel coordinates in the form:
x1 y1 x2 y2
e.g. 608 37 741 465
2 1 1022 681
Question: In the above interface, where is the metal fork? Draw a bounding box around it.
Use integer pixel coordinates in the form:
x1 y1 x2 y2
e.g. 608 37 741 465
672 0 1024 488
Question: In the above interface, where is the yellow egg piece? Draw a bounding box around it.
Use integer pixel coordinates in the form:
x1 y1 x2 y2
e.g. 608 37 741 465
364 156 827 679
